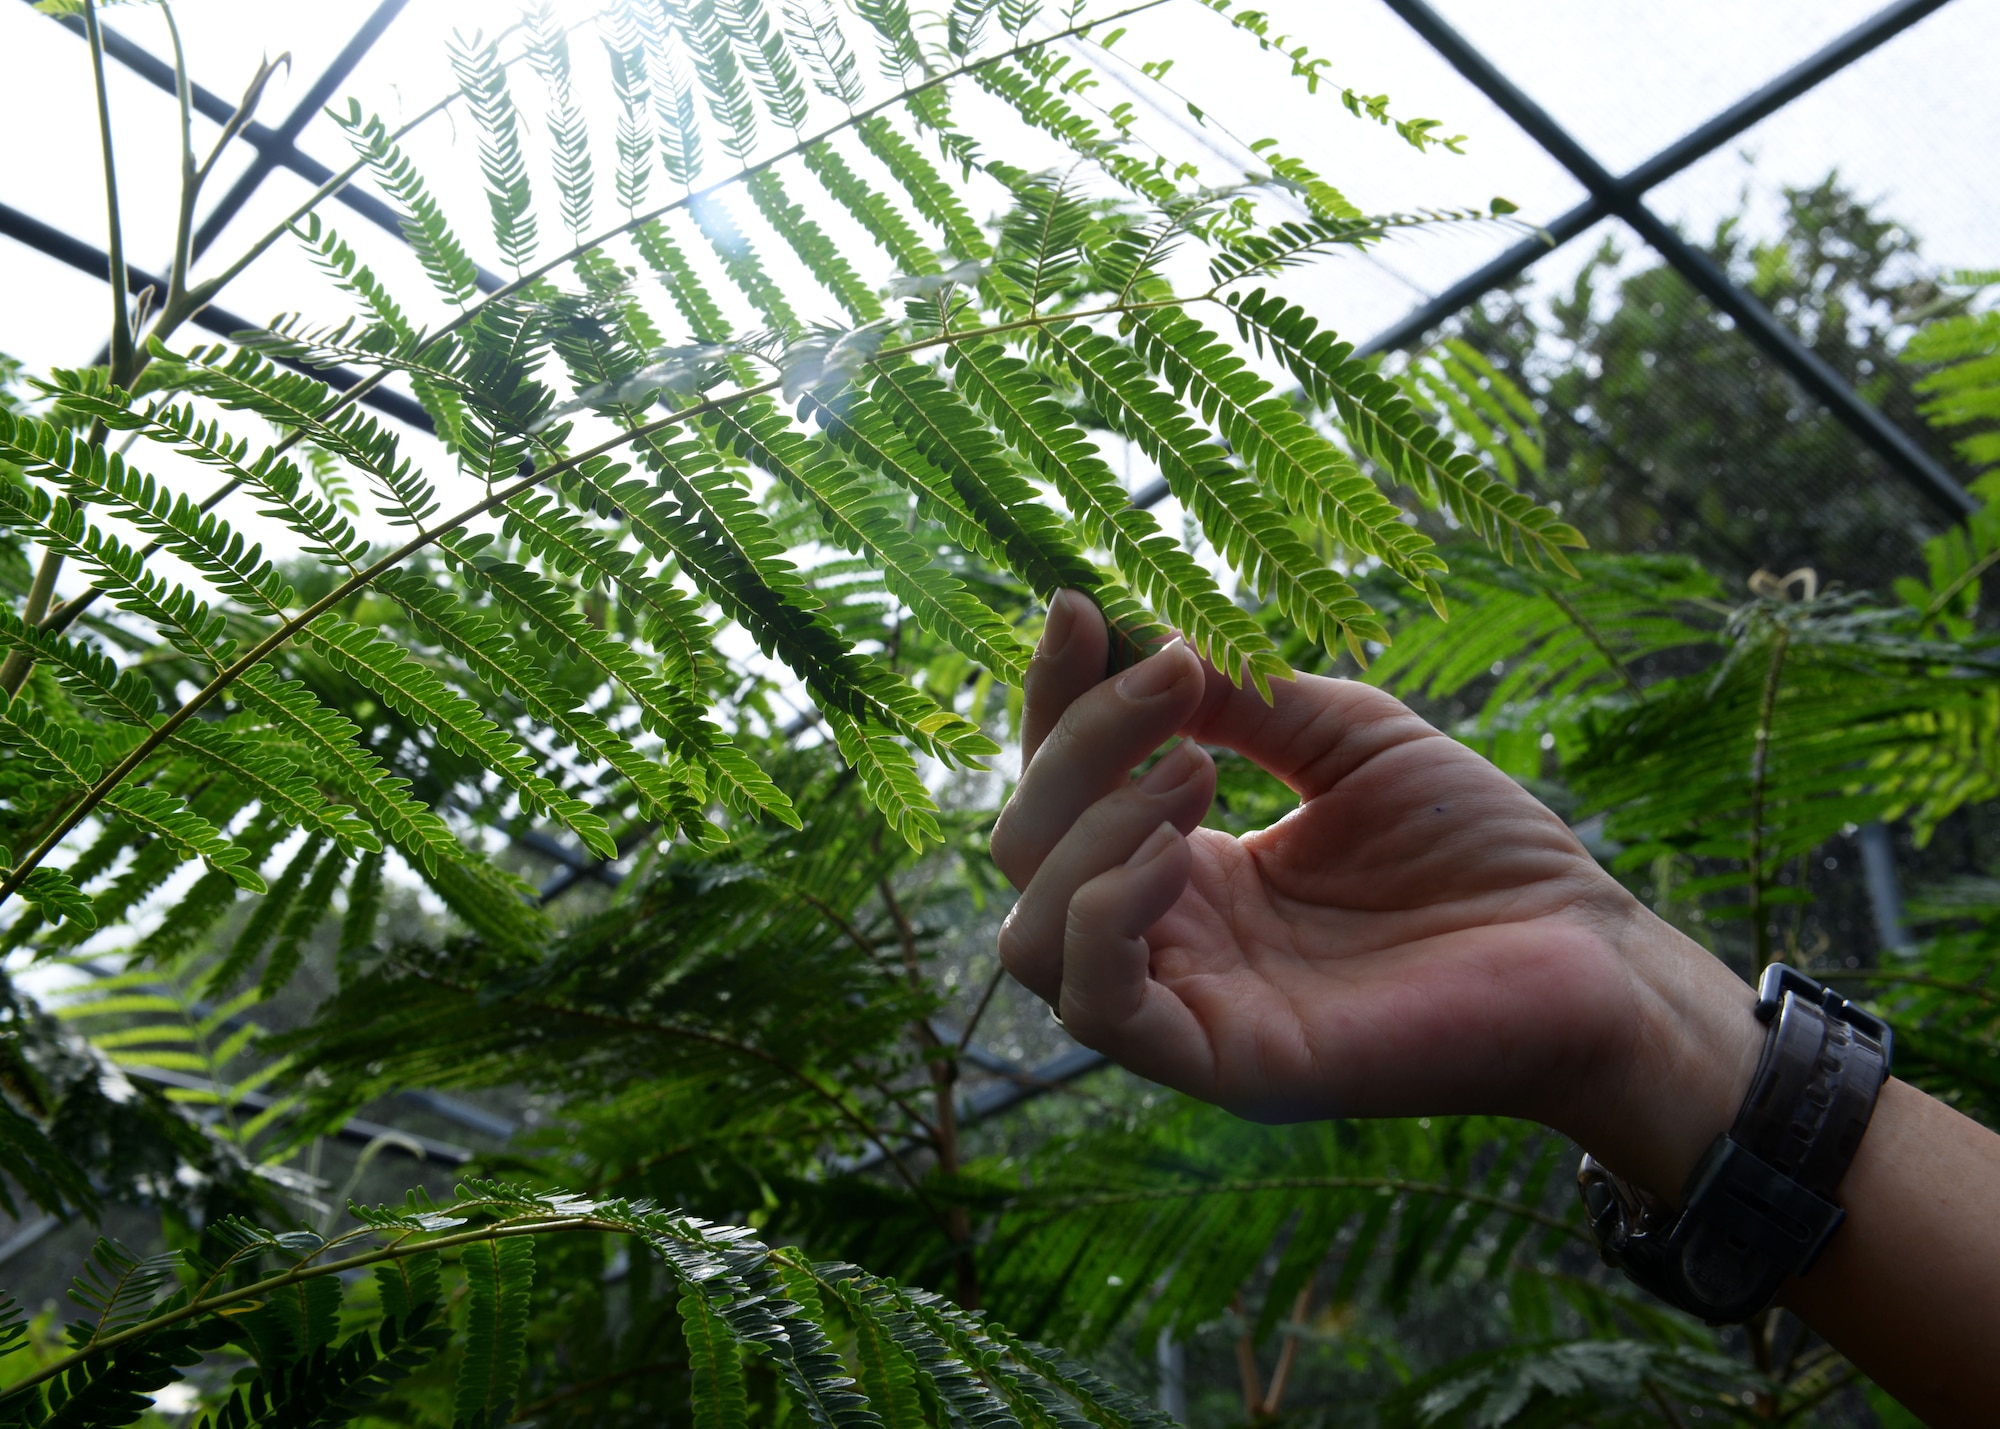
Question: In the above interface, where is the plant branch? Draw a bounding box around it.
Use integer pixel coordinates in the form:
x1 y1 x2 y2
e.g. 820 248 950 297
2 1209 619 1402
1036 1175 1589 1244
82 0 133 383
1748 623 1793 965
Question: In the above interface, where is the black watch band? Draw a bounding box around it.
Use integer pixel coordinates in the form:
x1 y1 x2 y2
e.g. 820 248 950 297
1576 964 1893 1324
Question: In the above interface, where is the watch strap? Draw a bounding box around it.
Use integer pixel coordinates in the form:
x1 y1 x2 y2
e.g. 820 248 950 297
1576 964 1891 1324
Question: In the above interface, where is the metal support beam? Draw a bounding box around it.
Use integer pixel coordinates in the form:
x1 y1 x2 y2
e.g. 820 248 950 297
0 198 434 432
1364 0 1952 358
1380 0 1973 519
24 1 407 263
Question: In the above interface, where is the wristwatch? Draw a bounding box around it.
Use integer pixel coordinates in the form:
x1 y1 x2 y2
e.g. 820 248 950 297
1576 964 1893 1324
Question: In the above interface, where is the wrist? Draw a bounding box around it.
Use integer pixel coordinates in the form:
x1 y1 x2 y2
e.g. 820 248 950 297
1553 899 1764 1204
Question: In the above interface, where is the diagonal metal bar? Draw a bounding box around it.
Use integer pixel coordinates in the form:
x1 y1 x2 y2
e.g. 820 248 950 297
184 0 415 267
23 0 437 270
1380 0 1973 519
1365 0 1953 358
0 198 436 431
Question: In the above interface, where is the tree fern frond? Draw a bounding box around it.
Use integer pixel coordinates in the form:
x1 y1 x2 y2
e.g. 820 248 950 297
498 483 711 685
450 548 791 827
682 1286 752 1429
850 0 927 84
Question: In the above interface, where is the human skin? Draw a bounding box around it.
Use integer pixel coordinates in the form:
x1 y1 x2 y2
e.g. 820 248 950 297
990 591 2000 1427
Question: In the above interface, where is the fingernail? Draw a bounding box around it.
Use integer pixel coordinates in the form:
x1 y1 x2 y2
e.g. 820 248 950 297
1037 591 1080 661
1115 638 1189 701
1138 738 1198 795
1125 821 1178 868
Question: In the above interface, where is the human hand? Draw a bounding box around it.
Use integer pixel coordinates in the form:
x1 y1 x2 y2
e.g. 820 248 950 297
991 593 1761 1196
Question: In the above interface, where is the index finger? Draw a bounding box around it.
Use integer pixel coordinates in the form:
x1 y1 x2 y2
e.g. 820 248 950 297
1021 590 1110 766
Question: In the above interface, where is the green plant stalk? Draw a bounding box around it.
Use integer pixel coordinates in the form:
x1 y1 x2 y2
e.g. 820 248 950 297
1748 624 1792 965
0 0 132 698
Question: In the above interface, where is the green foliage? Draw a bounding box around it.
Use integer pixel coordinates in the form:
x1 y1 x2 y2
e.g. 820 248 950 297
4 7 1986 1429
1905 268 2000 472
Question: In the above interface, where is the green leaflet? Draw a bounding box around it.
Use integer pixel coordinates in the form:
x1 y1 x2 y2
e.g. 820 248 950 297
605 430 994 766
0 698 265 892
800 378 1167 668
1127 306 1447 604
151 341 441 531
818 1274 926 1429
0 610 378 852
300 614 616 857
705 398 1027 681
691 190 802 336
801 141 941 278
1225 288 1586 573
231 665 463 877
634 218 736 344
944 340 1283 691
449 29 538 271
825 706 940 850
745 168 884 323
498 476 712 686
47 380 371 571
1046 321 1387 661
454 1234 536 1427
330 99 481 308
681 1288 751 1429
856 115 991 261
373 567 725 836
447 551 792 828
526 5 595 242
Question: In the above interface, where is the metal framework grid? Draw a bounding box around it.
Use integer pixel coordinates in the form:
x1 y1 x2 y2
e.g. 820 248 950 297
0 0 1951 1179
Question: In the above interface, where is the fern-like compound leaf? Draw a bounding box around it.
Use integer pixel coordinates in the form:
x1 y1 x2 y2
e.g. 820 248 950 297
454 1235 536 1427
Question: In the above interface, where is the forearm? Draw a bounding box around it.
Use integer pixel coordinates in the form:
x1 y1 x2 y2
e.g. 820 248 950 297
1781 1076 2000 1424
1564 908 2000 1424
